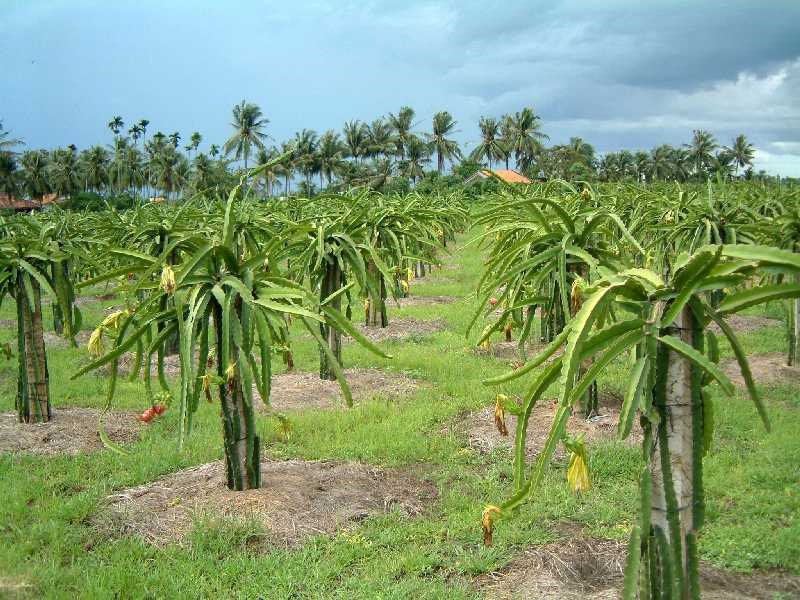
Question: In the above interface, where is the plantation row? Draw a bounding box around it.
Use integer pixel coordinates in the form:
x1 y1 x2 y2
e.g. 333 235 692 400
2 174 799 598
471 179 800 599
0 163 467 490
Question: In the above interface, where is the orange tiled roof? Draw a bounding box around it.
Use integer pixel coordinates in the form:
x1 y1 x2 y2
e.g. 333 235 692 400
483 169 531 184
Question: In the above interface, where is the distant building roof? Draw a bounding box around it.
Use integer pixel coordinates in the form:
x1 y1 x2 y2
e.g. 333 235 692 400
464 169 532 185
0 192 62 211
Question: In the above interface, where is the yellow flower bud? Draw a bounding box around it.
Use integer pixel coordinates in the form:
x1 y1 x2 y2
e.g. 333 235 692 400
87 326 105 357
565 435 591 495
160 264 176 294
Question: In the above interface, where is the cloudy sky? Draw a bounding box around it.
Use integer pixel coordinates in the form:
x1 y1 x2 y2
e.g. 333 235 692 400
2 0 799 175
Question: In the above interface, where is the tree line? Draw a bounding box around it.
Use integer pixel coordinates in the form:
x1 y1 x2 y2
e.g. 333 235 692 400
0 101 766 205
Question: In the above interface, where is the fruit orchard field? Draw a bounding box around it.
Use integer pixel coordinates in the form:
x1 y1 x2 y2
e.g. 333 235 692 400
0 217 800 598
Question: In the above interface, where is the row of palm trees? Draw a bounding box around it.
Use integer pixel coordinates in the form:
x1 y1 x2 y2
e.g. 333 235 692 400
597 131 756 182
1 105 761 204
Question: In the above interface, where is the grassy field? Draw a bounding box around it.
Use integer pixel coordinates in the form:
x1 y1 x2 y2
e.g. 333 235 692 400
0 232 798 599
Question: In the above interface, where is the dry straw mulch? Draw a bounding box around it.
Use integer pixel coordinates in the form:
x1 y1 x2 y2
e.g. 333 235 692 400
451 397 636 462
258 367 422 412
354 317 446 343
477 532 800 600
97 459 437 547
722 352 800 388
0 408 141 455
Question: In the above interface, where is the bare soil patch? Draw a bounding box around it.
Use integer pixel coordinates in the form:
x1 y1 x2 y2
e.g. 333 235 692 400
97 459 437 547
451 396 635 462
472 340 559 362
477 534 800 600
43 330 91 348
722 352 800 388
708 314 781 335
355 317 446 343
259 368 422 412
0 408 141 455
99 351 183 378
413 275 456 286
396 295 458 308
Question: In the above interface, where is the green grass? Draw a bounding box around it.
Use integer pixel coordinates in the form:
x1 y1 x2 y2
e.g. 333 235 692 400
0 234 798 598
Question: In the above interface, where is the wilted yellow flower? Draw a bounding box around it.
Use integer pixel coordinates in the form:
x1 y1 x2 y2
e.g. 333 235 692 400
100 309 127 331
406 268 414 281
225 362 237 382
494 394 509 436
564 435 591 495
570 277 585 315
479 339 491 350
87 326 105 357
160 264 176 294
364 298 371 311
400 280 409 294
482 505 502 547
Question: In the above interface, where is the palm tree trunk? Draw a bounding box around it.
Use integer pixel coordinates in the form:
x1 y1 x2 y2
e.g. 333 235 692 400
213 300 260 491
648 304 702 599
16 273 51 423
319 259 343 380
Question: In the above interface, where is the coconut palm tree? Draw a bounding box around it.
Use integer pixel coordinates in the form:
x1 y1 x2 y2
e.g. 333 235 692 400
366 118 395 160
190 152 218 195
727 134 755 176
19 150 50 199
428 111 461 175
209 144 220 158
398 135 430 183
343 120 369 163
505 107 548 171
47 147 81 198
470 117 506 169
686 129 718 178
388 106 416 158
317 130 345 187
648 145 675 180
276 141 295 195
224 100 269 170
292 129 319 188
79 145 110 193
0 121 23 153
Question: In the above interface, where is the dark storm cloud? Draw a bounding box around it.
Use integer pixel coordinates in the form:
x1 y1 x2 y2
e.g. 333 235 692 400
1 0 799 174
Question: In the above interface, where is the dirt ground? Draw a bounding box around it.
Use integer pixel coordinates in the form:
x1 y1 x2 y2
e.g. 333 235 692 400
355 317 446 343
258 367 422 412
396 295 458 308
721 352 800 388
477 531 800 600
0 408 142 455
708 314 782 335
96 459 437 547
413 275 456 286
449 395 635 462
472 340 560 362
43 330 92 348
